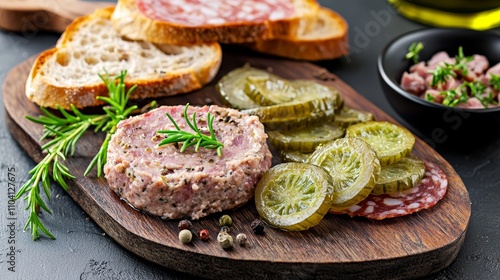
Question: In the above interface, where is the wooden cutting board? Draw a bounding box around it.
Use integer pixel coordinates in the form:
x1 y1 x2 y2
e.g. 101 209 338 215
0 0 111 33
3 51 471 279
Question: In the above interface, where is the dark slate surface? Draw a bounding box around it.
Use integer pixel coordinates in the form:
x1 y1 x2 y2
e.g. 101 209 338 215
1 0 499 279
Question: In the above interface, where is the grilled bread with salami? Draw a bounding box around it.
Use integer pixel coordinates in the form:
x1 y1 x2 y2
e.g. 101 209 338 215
26 7 222 109
111 0 321 45
245 7 349 61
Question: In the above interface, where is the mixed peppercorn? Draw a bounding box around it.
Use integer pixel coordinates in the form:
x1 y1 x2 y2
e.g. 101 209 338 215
174 215 265 248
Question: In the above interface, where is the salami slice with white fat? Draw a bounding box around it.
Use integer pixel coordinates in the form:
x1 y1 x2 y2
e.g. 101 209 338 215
332 161 448 220
137 0 295 26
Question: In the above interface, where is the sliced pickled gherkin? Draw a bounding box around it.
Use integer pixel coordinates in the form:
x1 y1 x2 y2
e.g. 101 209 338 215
306 138 381 210
268 122 345 153
216 66 278 109
280 150 311 163
242 97 336 130
334 107 374 128
291 80 344 111
245 75 297 106
254 162 334 231
242 96 335 120
372 155 425 195
345 121 415 166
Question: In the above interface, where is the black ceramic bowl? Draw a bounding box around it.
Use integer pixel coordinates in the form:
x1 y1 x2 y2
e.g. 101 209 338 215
378 28 500 143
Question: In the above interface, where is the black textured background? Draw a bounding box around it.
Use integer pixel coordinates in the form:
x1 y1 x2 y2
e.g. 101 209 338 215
1 0 499 279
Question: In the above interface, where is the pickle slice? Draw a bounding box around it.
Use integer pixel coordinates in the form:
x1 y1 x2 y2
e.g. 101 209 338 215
372 155 425 195
306 138 380 210
255 162 334 231
242 97 336 130
216 66 277 109
268 122 345 153
291 80 344 111
245 75 297 106
334 107 375 129
345 121 415 166
280 150 311 163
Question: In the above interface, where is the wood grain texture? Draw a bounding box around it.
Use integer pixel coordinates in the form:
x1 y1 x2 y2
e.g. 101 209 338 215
2 51 471 280
0 0 110 33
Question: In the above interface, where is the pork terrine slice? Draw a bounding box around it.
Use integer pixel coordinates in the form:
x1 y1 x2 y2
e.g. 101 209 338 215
104 105 272 220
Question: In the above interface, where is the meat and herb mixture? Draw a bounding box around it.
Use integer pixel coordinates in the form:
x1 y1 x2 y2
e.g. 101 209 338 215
104 105 272 220
401 43 500 109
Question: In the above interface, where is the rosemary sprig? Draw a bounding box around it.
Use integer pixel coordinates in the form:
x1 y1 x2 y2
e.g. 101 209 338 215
405 41 424 64
157 103 224 156
84 71 140 176
15 70 151 240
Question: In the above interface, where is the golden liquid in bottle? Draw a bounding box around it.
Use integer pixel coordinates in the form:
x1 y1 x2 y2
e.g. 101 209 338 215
388 0 500 30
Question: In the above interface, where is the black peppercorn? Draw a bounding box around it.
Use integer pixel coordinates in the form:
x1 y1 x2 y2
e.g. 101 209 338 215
251 219 265 235
178 219 192 231
220 226 231 233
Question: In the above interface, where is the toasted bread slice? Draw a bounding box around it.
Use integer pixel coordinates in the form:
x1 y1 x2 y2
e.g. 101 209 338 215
111 0 320 45
246 7 349 61
26 7 222 109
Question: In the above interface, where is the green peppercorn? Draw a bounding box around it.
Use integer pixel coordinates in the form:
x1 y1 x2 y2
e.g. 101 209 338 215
219 214 233 227
236 233 247 246
217 232 233 249
178 229 192 244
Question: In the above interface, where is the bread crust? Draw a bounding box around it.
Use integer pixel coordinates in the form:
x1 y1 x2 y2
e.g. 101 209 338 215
246 8 349 61
111 0 320 45
26 7 222 109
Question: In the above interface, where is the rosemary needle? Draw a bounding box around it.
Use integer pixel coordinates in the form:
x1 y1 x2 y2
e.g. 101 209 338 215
16 70 155 240
157 103 224 156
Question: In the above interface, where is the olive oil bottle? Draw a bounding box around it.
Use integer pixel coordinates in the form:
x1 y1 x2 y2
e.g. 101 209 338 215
388 0 500 30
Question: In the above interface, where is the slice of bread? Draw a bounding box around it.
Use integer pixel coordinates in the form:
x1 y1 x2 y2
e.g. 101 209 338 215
245 7 349 61
26 7 222 109
111 0 320 45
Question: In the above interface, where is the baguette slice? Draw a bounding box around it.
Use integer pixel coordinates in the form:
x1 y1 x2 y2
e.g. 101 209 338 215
111 0 320 45
246 7 349 61
26 6 222 109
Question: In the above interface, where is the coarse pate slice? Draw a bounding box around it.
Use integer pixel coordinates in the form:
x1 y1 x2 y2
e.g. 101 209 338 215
26 7 222 109
104 105 272 220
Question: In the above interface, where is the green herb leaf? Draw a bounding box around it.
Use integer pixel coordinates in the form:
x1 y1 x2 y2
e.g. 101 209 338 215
405 42 424 64
489 74 500 91
452 46 474 76
158 104 224 156
431 63 456 87
466 80 497 108
440 87 468 107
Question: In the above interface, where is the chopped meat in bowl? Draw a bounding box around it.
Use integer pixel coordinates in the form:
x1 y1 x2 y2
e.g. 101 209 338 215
400 47 499 109
378 28 500 140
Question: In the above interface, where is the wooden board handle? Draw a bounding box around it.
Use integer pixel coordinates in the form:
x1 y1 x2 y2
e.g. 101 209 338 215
0 0 112 33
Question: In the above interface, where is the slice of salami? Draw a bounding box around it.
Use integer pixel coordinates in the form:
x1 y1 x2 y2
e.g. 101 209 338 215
332 161 448 220
137 0 295 26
